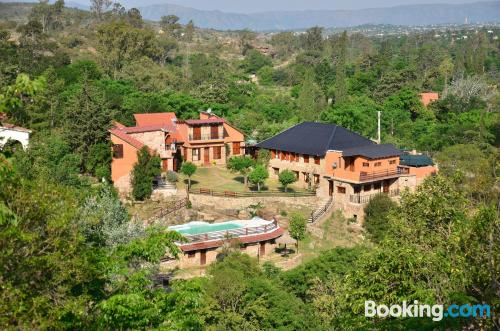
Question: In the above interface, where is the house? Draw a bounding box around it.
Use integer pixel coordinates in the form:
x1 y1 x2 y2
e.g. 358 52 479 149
256 122 437 222
0 121 31 150
420 92 439 107
110 111 245 194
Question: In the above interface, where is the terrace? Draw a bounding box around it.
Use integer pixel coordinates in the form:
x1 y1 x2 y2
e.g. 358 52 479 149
349 188 400 204
358 166 409 182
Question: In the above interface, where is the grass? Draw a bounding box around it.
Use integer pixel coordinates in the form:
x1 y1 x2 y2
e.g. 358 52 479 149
178 165 307 193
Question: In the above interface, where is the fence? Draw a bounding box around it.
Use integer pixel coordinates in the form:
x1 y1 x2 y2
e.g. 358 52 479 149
147 198 189 222
308 197 333 223
188 187 316 198
349 189 400 204
359 167 410 182
183 219 279 244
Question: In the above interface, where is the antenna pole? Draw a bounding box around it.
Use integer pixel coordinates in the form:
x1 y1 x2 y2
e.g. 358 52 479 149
377 111 381 144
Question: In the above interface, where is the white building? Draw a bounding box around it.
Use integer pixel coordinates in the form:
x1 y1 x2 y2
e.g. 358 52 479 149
0 123 31 150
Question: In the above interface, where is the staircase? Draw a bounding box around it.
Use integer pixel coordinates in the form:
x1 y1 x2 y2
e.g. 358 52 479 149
308 197 333 223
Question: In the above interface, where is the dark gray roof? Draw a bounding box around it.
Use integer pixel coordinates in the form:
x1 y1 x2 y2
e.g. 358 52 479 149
342 143 402 159
256 122 378 156
400 154 434 167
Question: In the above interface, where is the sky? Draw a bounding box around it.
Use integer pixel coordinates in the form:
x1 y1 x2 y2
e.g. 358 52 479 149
0 0 487 12
113 0 485 13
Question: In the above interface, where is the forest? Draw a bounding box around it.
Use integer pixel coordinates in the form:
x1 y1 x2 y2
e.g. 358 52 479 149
0 1 498 330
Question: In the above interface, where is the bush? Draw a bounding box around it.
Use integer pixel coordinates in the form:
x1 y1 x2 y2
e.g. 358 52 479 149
131 147 161 201
363 194 398 243
165 170 178 183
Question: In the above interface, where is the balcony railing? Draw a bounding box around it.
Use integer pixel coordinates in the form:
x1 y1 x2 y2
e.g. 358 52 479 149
359 167 409 182
188 133 222 141
349 189 400 204
180 220 279 244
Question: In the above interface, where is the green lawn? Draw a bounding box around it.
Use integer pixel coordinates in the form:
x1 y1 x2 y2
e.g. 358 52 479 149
178 166 307 193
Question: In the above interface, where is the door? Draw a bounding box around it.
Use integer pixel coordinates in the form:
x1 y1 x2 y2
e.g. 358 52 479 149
328 180 333 196
204 147 210 164
383 180 390 193
200 250 206 265
193 126 201 140
162 159 168 171
259 242 266 256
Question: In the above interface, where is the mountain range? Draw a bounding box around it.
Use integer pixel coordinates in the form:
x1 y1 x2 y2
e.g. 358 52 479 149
136 1 500 30
2 1 499 30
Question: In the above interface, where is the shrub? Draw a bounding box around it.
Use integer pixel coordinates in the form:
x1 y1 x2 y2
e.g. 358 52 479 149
363 193 397 243
165 170 178 183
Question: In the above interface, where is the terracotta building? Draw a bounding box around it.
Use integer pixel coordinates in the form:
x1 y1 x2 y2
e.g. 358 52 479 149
256 122 437 222
420 92 439 107
110 111 245 194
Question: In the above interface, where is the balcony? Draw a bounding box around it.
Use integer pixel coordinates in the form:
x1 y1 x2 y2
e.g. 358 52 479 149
358 166 409 182
349 189 400 204
188 133 222 141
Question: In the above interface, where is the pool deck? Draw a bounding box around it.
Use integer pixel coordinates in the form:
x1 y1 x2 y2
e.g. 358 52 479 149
169 217 284 252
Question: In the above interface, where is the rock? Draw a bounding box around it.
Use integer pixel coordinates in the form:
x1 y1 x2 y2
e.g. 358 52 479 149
238 210 251 219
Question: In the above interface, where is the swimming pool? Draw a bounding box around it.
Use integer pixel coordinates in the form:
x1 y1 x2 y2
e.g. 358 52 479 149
169 217 272 236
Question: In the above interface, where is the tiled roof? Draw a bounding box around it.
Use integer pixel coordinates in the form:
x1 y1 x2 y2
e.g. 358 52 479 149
110 129 145 150
400 154 434 167
184 118 225 125
256 122 374 156
179 227 284 252
0 123 32 133
342 143 402 159
121 125 175 133
134 113 177 126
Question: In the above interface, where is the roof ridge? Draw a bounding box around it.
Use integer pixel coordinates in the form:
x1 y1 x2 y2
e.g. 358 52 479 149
325 125 338 152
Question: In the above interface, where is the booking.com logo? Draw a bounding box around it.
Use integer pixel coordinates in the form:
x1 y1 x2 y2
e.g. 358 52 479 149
365 300 491 322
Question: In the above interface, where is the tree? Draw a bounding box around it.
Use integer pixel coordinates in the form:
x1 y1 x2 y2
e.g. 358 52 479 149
131 147 161 201
29 0 65 33
96 21 158 78
241 49 272 74
160 15 181 38
184 20 195 42
180 161 197 190
297 70 325 121
126 8 143 28
289 213 306 252
334 31 348 105
226 156 255 188
278 169 297 192
63 79 113 162
363 193 398 243
91 0 112 21
302 26 324 51
248 165 268 191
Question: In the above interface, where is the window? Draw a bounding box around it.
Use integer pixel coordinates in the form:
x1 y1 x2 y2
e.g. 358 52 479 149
363 184 371 192
211 125 219 139
314 174 320 184
272 150 277 159
294 171 299 179
314 156 320 165
363 162 369 167
187 252 195 258
303 155 309 163
374 162 382 167
213 146 222 159
389 160 396 165
337 186 346 194
232 142 241 155
113 144 123 158
273 167 279 175
192 148 200 161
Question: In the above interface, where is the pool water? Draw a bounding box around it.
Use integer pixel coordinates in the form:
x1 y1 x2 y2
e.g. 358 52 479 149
170 222 243 235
